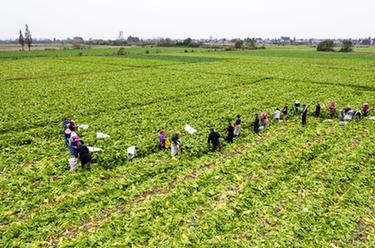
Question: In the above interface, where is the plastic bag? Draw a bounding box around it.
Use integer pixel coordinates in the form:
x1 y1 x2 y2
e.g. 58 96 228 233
78 124 89 130
184 124 197 134
96 132 110 139
88 146 103 153
369 116 375 120
339 121 348 126
127 146 136 159
69 158 78 171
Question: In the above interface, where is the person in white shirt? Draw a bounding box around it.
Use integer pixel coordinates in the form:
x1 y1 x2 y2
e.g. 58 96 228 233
273 108 281 123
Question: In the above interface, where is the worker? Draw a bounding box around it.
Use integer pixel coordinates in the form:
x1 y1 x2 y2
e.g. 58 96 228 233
281 104 289 120
171 132 181 156
315 103 321 117
328 102 336 119
74 140 91 170
254 113 260 133
68 120 78 132
64 127 72 147
354 109 362 120
273 108 281 123
225 122 235 143
293 100 301 114
234 115 241 137
159 129 168 150
301 104 308 125
261 112 269 129
208 128 221 151
363 103 370 117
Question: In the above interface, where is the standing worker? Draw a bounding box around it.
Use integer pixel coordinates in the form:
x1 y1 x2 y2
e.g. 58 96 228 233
253 113 260 134
363 103 370 117
294 100 301 114
171 132 181 157
234 115 241 137
315 103 321 117
208 128 221 151
302 104 308 125
225 122 235 143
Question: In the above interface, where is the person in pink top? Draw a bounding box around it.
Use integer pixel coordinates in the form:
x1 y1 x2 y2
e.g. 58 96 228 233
328 102 336 119
363 103 370 117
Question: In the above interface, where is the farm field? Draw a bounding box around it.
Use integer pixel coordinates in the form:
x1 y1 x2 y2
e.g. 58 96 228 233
0 46 375 247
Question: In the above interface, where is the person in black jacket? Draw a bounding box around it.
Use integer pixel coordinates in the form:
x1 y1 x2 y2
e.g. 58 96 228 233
254 113 260 133
301 104 308 125
208 128 221 151
225 122 235 143
315 103 321 117
75 140 91 170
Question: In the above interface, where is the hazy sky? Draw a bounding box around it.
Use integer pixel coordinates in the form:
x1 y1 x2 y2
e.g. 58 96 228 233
1 0 374 40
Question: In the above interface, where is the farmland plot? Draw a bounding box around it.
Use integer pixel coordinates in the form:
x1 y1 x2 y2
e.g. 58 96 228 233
0 47 374 247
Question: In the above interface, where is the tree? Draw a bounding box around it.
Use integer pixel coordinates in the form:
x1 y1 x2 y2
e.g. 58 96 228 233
18 30 25 51
24 24 32 51
183 37 192 47
234 39 244 49
244 38 257 49
317 39 335 52
340 40 353 52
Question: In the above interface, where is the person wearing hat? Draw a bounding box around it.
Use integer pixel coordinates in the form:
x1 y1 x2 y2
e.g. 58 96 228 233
171 132 181 156
64 128 72 147
74 139 91 170
68 120 78 132
159 129 169 150
234 115 241 137
208 128 221 151
293 100 301 115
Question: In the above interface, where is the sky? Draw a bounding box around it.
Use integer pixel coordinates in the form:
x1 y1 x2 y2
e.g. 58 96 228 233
0 0 374 40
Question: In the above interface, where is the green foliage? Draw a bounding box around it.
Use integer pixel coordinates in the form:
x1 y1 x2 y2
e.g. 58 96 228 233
117 47 127 56
317 39 335 52
0 47 374 247
234 39 244 49
340 40 353 52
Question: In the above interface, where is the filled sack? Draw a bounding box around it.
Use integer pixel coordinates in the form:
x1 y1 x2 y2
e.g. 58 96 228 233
127 146 136 159
97 132 111 139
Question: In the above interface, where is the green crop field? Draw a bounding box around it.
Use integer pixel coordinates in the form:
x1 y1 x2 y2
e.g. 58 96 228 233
0 46 374 247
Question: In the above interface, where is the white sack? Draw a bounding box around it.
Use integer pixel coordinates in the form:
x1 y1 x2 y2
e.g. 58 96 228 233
69 158 78 171
78 124 89 130
96 132 110 139
127 146 136 159
184 124 197 134
88 146 103 153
